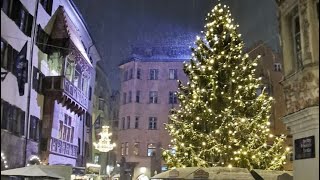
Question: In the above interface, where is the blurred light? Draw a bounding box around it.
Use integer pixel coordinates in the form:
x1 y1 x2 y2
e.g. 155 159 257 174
140 167 147 174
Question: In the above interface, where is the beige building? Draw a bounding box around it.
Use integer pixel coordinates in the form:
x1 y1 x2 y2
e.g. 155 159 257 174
276 0 319 179
117 46 189 179
248 42 293 170
1 0 100 170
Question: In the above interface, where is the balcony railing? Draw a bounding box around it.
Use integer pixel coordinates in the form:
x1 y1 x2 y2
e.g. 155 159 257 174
43 76 88 113
50 137 78 158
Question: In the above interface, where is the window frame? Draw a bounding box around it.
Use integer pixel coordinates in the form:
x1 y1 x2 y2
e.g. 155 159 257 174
135 117 139 129
127 116 130 129
291 8 303 70
58 114 74 143
122 117 125 130
125 142 129 156
40 0 53 15
1 38 18 73
1 99 25 137
148 117 157 130
128 91 132 103
137 68 141 79
149 91 158 104
147 143 156 156
29 115 41 142
32 66 44 94
169 69 178 80
169 91 178 104
149 69 159 80
273 63 282 72
136 90 140 103
133 142 140 155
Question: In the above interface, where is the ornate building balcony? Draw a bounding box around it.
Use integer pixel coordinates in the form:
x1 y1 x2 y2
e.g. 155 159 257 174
43 76 88 115
50 137 78 159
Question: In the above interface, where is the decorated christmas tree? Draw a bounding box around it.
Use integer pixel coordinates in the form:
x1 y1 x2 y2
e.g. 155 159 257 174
163 3 290 170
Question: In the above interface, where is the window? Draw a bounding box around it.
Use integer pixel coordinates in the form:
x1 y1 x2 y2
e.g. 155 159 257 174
136 91 140 103
123 92 127 104
1 99 25 136
1 0 11 15
65 57 74 82
127 116 130 129
133 142 140 155
58 114 74 143
161 165 168 172
148 117 157 130
76 138 80 155
89 86 92 101
273 63 282 72
86 113 92 127
149 69 159 80
137 68 141 79
147 143 156 156
292 7 302 69
122 117 125 129
135 117 139 129
1 38 18 73
29 115 41 142
169 91 178 104
125 142 129 155
129 68 133 79
32 67 44 94
149 91 158 104
98 98 104 110
128 91 132 103
169 69 177 80
8 0 34 36
123 70 128 81
36 24 50 53
121 143 124 156
85 142 89 157
40 0 53 15
94 154 100 164
168 144 176 155
256 85 271 96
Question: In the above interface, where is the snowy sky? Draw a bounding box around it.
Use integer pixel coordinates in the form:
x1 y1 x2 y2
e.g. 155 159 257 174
73 0 280 90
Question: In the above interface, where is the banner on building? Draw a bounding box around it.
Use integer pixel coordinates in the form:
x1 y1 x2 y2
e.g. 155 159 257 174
14 42 28 96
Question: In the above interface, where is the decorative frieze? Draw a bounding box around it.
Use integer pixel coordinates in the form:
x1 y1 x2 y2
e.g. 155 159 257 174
283 71 319 114
50 137 77 158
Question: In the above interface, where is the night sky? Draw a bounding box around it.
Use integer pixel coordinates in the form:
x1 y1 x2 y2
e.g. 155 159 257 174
73 0 280 90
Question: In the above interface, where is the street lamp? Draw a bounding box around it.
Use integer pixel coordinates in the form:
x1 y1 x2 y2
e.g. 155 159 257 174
93 126 116 152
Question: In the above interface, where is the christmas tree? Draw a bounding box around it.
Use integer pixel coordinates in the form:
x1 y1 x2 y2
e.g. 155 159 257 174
163 3 289 170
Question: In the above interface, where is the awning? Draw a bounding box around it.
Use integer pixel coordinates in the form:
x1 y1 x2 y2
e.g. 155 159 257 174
1 165 65 179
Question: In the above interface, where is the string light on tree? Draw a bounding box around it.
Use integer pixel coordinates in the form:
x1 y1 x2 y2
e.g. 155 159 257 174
1 152 8 169
162 3 289 170
93 126 116 152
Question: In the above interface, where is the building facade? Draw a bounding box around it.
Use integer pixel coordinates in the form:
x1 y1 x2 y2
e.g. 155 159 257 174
1 0 100 170
276 0 319 179
92 63 118 175
117 46 189 180
248 42 293 170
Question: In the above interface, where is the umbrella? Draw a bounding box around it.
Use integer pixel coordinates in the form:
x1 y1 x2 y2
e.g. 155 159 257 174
1 165 64 179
